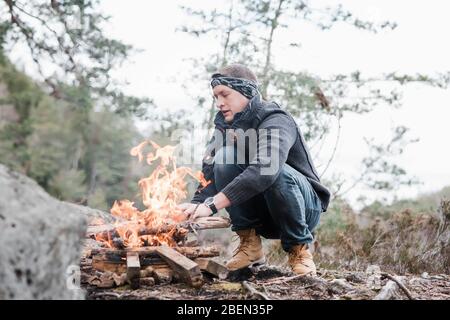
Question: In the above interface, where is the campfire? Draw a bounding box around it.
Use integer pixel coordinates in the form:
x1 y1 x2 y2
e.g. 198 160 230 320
84 140 230 289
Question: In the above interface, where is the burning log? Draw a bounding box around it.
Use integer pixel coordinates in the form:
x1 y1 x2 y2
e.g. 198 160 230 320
89 245 221 259
86 216 231 237
86 217 230 248
156 245 203 288
83 141 233 289
88 223 189 245
85 140 231 251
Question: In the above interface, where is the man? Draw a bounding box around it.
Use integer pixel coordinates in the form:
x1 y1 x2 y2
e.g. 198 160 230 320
178 64 330 275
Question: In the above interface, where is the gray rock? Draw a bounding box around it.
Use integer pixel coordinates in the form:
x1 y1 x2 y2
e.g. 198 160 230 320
63 201 116 224
0 164 88 299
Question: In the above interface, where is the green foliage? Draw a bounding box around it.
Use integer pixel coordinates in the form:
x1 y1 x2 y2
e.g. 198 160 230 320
270 71 328 141
48 169 87 202
317 198 355 242
0 57 144 210
1 0 153 117
85 110 143 209
362 186 450 219
0 59 42 172
0 0 157 211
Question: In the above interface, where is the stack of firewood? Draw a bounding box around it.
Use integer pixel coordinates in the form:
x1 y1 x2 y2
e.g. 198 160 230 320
84 216 231 289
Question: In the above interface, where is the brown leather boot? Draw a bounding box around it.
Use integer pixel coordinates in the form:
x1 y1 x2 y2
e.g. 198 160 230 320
226 229 265 270
288 244 317 276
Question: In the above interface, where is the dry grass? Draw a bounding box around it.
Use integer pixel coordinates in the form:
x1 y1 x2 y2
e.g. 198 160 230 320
196 199 449 275
314 199 450 274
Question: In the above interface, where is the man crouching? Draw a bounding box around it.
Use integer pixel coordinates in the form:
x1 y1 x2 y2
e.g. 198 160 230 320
178 63 331 276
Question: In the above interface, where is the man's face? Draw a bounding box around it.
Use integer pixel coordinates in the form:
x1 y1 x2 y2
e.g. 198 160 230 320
213 84 250 123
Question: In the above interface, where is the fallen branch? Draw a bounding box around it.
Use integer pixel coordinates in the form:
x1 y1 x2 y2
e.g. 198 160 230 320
261 275 303 285
381 273 415 300
374 274 411 300
242 281 270 300
261 275 361 296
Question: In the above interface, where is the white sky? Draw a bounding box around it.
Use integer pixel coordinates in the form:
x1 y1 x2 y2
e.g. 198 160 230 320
12 1 450 208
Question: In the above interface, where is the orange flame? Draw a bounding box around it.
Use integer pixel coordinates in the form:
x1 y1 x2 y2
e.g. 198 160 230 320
95 140 210 248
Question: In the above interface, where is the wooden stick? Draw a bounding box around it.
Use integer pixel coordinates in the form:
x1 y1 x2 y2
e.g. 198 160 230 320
156 245 203 288
181 216 231 231
90 245 220 259
91 252 167 272
242 281 270 300
205 260 229 280
195 258 229 279
88 224 189 243
262 275 329 292
153 268 173 285
373 280 400 300
87 216 230 238
126 252 141 289
194 257 210 270
261 274 303 285
381 273 415 300
92 257 127 274
90 246 220 275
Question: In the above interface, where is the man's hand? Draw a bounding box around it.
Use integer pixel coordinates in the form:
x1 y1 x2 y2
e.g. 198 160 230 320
177 203 197 219
177 202 212 220
190 203 212 220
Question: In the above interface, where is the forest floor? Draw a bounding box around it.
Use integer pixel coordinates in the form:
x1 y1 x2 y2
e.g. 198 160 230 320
81 257 450 300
